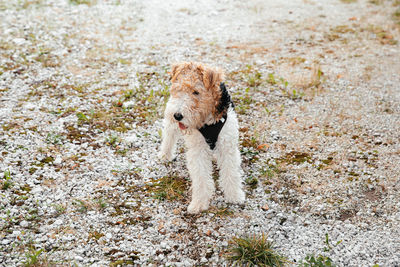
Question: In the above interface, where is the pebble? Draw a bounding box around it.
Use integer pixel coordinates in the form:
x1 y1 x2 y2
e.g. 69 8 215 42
20 220 29 228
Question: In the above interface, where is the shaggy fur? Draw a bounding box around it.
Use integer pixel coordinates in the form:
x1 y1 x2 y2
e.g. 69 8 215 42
158 62 245 214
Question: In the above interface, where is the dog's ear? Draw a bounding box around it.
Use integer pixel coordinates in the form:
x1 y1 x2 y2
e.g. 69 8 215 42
201 66 224 90
170 62 188 82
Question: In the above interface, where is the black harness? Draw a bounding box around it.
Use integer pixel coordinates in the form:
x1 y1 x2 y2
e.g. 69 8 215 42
199 83 233 150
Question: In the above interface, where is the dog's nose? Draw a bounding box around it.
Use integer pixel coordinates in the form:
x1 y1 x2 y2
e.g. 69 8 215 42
174 113 183 121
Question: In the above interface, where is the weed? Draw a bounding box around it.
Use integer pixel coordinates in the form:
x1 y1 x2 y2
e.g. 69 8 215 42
245 68 263 87
260 163 281 179
105 134 122 148
233 87 254 115
95 198 108 210
226 233 288 266
46 132 63 145
300 254 335 267
73 199 88 213
2 169 12 190
53 204 66 216
23 248 44 267
300 233 341 267
76 112 89 125
145 175 188 201
241 147 260 163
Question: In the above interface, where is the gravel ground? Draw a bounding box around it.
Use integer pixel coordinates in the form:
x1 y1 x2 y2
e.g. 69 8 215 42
1 0 400 266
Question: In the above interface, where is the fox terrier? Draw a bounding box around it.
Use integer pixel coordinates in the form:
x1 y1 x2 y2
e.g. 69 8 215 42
158 62 245 214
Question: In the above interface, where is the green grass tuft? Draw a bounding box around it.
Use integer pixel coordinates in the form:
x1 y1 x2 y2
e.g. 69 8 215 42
226 233 288 267
2 169 12 190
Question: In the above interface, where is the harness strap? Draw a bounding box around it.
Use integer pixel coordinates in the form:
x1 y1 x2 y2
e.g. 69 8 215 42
199 113 227 150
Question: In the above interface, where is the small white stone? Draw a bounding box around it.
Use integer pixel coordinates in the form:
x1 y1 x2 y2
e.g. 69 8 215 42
122 100 135 108
106 233 112 239
31 186 43 194
1 239 11 245
54 156 62 165
53 219 63 226
20 220 29 228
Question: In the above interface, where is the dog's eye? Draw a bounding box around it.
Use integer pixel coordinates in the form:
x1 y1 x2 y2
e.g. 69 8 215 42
193 90 199 95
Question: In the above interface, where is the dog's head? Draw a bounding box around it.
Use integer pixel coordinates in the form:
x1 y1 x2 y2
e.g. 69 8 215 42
165 62 229 132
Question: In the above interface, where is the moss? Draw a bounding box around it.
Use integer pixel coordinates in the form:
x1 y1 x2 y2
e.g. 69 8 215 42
29 167 38 174
145 175 188 201
2 122 20 131
110 260 135 266
207 206 235 218
245 177 258 189
69 0 95 5
278 151 312 165
40 156 54 164
88 231 104 241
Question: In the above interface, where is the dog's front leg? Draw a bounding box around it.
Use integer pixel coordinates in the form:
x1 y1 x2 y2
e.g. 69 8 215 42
185 132 214 214
158 119 179 161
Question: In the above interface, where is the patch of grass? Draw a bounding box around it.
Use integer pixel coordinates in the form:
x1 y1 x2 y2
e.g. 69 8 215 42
2 169 12 190
226 233 288 267
105 134 122 148
233 87 254 115
241 147 260 164
46 132 64 145
260 163 282 180
145 175 188 201
34 50 60 68
113 72 170 125
368 0 383 4
69 0 95 5
72 199 89 213
76 112 89 125
245 176 259 189
278 151 312 165
300 254 336 267
366 25 397 45
110 260 135 267
95 198 108 210
207 206 235 218
88 231 104 241
53 204 66 216
340 0 357 3
394 8 400 25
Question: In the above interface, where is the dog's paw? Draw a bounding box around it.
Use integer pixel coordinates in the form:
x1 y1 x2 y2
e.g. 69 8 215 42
187 200 209 214
224 189 245 204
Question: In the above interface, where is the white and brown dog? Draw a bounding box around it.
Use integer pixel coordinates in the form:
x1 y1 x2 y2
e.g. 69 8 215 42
158 62 245 213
